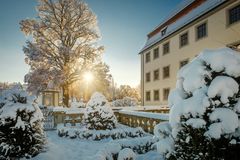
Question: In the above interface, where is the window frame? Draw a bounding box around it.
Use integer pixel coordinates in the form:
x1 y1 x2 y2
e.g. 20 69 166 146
163 65 170 79
146 72 151 82
179 59 189 69
154 90 160 101
146 91 151 101
163 41 170 55
153 69 160 81
153 47 159 59
145 52 151 63
163 88 170 101
195 21 208 41
227 3 240 26
179 31 189 48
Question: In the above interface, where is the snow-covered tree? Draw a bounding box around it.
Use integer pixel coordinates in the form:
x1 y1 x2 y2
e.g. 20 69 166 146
20 0 104 107
84 92 117 130
168 48 240 159
0 85 45 159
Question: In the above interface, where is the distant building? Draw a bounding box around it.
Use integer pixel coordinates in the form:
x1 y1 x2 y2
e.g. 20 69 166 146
139 0 240 106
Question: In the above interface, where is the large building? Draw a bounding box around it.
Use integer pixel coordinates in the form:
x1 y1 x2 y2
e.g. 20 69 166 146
139 0 240 106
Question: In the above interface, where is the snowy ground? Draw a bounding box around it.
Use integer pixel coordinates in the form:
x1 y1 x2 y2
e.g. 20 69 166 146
31 131 163 160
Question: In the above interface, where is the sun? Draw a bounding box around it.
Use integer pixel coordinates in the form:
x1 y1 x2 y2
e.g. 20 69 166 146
84 71 94 82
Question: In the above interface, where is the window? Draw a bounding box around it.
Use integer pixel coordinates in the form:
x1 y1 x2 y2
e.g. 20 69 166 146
180 59 189 68
163 42 170 55
161 27 167 36
229 4 240 25
146 91 151 101
146 72 151 82
153 47 159 59
163 66 170 79
163 88 170 101
154 69 159 80
196 22 207 40
145 52 150 63
154 90 159 101
180 32 188 47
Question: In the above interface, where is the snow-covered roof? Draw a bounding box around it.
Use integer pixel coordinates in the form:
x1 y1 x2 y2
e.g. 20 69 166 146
139 0 226 53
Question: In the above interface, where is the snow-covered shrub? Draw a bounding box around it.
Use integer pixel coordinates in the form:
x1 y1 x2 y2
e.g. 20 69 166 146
153 122 174 158
0 85 45 159
112 97 138 107
117 148 136 160
70 98 85 108
57 126 147 140
84 92 117 130
169 48 240 159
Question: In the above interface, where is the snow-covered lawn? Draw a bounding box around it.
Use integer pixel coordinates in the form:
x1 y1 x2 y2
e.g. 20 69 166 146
32 131 163 160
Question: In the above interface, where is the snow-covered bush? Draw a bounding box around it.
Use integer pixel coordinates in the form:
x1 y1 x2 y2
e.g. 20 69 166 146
112 97 138 107
153 122 174 158
0 85 45 159
84 92 117 130
168 48 240 159
70 98 85 108
117 148 136 160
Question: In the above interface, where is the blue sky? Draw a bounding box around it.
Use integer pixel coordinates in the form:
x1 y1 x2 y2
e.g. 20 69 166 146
0 0 181 87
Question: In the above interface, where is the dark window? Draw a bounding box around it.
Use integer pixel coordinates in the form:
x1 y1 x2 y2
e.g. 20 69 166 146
180 59 189 68
161 28 167 36
154 69 159 80
163 66 170 78
146 52 151 63
163 42 170 55
196 23 207 40
180 32 188 47
163 88 170 101
229 4 240 25
154 90 159 101
146 91 151 101
146 72 151 82
153 47 159 59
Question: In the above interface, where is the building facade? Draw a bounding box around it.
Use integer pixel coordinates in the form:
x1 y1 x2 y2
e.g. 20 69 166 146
139 0 240 106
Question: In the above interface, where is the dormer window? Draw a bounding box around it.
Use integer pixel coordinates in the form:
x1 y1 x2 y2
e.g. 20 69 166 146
161 26 167 36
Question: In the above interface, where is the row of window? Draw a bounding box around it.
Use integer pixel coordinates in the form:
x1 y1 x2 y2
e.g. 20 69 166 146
146 88 170 102
145 59 188 82
145 3 240 63
145 22 206 63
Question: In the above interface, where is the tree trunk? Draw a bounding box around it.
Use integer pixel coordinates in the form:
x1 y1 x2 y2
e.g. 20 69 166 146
62 84 70 107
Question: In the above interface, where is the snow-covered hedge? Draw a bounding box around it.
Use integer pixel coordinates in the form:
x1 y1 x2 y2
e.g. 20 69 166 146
58 126 147 140
96 136 157 160
70 98 85 108
112 97 138 107
84 92 117 130
167 48 240 159
0 85 45 159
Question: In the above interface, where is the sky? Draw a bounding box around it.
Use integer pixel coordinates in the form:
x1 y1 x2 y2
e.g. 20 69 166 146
0 0 181 87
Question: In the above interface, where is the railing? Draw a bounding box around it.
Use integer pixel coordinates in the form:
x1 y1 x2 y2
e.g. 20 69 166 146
51 106 170 133
115 110 169 133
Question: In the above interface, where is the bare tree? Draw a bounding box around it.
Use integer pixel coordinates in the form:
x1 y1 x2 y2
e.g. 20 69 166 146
20 0 104 107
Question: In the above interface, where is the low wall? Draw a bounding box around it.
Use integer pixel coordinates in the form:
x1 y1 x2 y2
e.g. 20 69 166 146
115 110 169 133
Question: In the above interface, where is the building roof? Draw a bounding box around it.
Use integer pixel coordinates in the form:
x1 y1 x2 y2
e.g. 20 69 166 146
139 0 226 54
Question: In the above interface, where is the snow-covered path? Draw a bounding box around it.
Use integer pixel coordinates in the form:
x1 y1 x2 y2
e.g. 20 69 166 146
33 131 163 160
33 131 109 160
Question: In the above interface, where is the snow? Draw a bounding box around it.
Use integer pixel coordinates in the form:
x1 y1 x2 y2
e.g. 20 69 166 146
185 118 206 128
205 108 239 139
32 131 162 160
140 0 225 52
208 76 239 104
117 148 136 160
119 110 169 121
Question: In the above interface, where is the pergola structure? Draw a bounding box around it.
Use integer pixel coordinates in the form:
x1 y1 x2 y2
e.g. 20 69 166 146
41 89 60 107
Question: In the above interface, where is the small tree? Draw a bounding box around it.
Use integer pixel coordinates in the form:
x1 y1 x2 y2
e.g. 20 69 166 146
0 85 45 159
168 48 240 159
84 92 117 130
